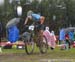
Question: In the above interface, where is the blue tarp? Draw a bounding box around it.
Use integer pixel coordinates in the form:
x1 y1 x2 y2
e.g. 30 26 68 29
7 26 19 43
59 29 65 41
69 31 74 40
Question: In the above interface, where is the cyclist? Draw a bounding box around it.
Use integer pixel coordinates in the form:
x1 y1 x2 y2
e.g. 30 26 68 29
24 10 45 44
24 10 45 33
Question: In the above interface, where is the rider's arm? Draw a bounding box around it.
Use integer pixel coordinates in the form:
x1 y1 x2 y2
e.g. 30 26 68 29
24 16 32 25
24 17 28 25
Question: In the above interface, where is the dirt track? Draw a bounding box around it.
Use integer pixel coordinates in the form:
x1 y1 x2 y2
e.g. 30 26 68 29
0 53 48 62
0 52 75 62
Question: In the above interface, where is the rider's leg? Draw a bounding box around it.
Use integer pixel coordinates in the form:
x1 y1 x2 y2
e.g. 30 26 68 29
39 30 43 38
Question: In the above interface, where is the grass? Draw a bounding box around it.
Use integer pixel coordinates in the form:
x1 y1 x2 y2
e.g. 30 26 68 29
0 45 75 62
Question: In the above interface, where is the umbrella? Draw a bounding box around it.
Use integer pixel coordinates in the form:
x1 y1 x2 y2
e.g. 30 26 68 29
6 18 20 28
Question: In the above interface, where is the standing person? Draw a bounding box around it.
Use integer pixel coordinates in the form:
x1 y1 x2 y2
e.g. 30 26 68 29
65 33 70 49
43 27 56 50
59 28 66 50
43 26 51 47
59 28 65 44
50 30 56 50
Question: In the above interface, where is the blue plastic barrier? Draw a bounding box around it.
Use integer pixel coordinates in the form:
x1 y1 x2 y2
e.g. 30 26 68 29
7 25 19 43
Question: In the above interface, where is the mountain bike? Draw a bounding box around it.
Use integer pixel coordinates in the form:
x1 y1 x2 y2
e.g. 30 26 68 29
21 23 48 54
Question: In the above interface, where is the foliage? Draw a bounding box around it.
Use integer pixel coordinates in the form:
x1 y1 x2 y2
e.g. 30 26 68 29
0 0 75 35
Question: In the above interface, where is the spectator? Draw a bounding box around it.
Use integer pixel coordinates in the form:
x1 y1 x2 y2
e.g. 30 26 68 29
65 33 70 49
59 28 66 50
50 30 56 50
43 27 56 50
59 28 65 44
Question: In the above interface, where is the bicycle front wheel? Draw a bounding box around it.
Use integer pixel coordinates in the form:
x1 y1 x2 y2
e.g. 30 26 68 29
24 37 34 55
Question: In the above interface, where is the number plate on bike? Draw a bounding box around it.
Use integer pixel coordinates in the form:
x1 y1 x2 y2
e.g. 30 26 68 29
28 25 34 31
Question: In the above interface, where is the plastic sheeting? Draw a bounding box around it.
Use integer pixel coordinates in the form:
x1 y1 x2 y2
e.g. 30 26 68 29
43 30 56 48
7 26 19 43
6 18 20 28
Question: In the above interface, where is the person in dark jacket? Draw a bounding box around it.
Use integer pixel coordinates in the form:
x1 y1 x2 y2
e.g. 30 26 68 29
65 33 71 49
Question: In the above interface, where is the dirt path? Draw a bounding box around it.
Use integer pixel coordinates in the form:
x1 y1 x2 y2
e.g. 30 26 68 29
0 52 75 62
0 53 45 62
